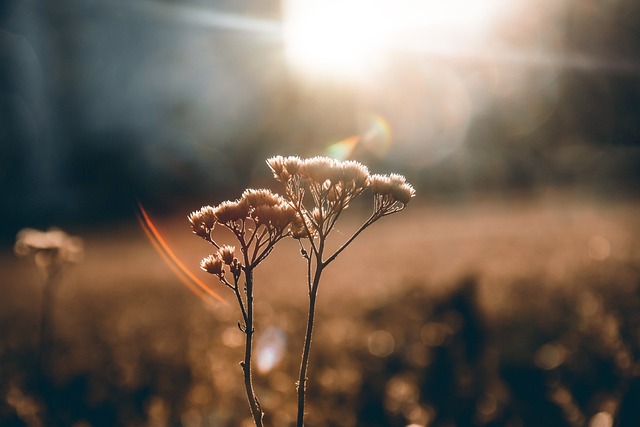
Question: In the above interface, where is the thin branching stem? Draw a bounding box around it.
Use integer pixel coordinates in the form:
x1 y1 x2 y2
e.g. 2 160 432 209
241 266 264 427
296 255 323 427
324 213 378 266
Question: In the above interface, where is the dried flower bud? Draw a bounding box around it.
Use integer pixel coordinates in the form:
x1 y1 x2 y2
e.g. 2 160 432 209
266 156 289 182
188 206 216 239
300 156 338 183
284 156 302 175
252 202 297 232
242 189 281 208
388 174 415 204
218 245 236 265
341 160 370 188
214 200 249 224
201 254 224 276
272 203 298 229
392 182 415 204
370 174 393 195
252 204 277 226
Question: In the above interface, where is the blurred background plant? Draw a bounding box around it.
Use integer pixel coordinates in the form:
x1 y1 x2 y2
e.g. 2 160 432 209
11 227 83 426
14 228 83 370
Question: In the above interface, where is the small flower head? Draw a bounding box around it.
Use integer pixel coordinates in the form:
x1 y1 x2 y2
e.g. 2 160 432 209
252 204 277 227
214 200 249 224
371 173 415 211
189 206 216 239
266 156 289 182
340 160 370 189
284 156 302 175
201 254 224 276
300 156 339 183
388 174 415 204
370 174 393 195
272 203 298 230
218 245 236 265
252 202 298 232
242 189 281 208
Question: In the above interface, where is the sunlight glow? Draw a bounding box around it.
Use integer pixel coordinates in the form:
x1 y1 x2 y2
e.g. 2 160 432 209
283 0 507 78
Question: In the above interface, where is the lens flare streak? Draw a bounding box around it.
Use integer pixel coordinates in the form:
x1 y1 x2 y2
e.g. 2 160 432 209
136 201 226 304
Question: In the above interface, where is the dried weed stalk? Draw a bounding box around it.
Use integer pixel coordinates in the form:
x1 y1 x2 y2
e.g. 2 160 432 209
191 156 414 426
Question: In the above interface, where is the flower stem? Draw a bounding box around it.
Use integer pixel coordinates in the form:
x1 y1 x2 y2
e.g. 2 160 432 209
296 264 323 427
242 268 263 427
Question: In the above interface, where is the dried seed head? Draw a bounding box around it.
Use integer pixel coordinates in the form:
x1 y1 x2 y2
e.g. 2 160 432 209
272 203 298 229
201 254 224 276
242 189 281 208
341 160 370 188
252 204 277 226
300 156 338 183
392 182 415 204
188 206 216 239
218 245 236 265
370 174 393 195
214 200 249 224
284 156 302 175
266 156 289 182
253 202 297 231
388 174 415 204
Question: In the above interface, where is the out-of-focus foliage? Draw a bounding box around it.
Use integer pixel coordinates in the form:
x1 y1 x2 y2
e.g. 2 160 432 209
2 200 640 426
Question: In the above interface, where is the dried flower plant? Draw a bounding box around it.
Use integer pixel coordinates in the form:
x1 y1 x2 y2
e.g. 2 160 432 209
189 189 298 427
191 156 414 426
266 156 414 426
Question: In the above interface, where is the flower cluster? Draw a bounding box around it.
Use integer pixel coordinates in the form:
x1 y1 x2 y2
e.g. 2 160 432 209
190 155 415 427
267 156 415 233
267 156 370 189
370 173 416 215
200 244 239 278
189 189 299 242
190 188 300 277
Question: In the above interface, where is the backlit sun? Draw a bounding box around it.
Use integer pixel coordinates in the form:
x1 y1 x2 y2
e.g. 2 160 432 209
282 0 508 79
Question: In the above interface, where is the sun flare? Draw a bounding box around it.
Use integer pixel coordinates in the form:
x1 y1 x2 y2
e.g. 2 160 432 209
283 0 508 78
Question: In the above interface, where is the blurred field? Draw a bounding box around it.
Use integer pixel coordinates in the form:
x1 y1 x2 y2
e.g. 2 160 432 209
2 194 640 427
